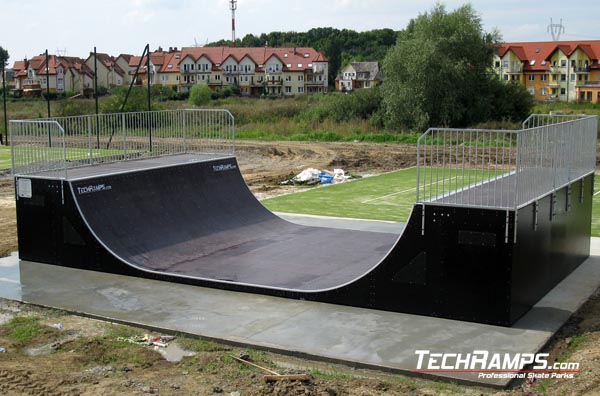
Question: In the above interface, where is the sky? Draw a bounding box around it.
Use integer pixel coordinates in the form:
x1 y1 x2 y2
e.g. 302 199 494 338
2 0 600 64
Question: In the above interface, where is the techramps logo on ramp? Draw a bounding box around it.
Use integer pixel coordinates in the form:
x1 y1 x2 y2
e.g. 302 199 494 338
212 163 238 172
76 184 113 195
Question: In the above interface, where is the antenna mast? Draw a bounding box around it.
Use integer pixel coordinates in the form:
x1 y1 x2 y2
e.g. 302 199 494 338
547 18 565 41
230 0 237 47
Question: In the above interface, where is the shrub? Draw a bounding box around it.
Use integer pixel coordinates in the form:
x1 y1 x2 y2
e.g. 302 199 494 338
189 84 212 106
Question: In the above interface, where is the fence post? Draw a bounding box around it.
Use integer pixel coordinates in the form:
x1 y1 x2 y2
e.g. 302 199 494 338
122 113 127 160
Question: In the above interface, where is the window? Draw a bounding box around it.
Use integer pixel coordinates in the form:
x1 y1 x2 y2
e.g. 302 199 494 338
495 61 500 68
503 61 509 69
528 75 535 81
191 64 195 71
560 88 566 95
298 87 304 93
504 75 509 81
215 75 221 81
561 60 567 67
541 74 547 81
285 86 291 93
541 88 546 96
226 77 231 83
561 74 566 81
297 63 303 68
527 87 535 95
285 75 291 82
365 81 370 88
201 75 205 81
298 75 304 81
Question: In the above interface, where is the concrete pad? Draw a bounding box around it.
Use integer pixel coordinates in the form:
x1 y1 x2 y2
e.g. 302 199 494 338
0 239 599 388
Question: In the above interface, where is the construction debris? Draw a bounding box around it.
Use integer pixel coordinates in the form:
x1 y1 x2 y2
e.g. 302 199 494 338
280 168 351 186
231 354 311 383
117 334 176 348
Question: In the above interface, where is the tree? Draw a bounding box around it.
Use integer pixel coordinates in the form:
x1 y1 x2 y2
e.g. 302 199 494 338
189 84 212 106
381 4 530 131
0 46 9 145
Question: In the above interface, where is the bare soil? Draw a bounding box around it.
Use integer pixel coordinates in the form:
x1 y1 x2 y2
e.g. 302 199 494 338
0 140 599 395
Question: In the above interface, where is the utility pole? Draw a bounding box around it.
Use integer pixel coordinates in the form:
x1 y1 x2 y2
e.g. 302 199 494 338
45 49 50 118
1 61 7 146
230 0 237 47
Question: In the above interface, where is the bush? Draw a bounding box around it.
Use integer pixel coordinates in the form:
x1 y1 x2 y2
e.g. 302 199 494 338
101 86 154 113
189 84 212 106
56 99 96 117
151 84 177 102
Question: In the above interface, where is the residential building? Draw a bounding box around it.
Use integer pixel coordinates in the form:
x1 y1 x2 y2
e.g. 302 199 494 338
335 62 383 92
115 54 133 85
84 53 126 89
494 41 600 103
177 46 328 96
128 47 181 90
12 54 94 96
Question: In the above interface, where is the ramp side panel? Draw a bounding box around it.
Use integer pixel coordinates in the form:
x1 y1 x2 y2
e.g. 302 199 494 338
510 175 593 323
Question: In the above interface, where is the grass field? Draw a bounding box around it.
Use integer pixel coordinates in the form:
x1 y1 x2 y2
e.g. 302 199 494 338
263 168 499 222
0 145 11 169
263 168 600 237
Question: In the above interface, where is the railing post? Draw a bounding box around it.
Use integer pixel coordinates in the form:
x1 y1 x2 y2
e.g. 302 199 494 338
88 116 93 165
182 110 187 154
122 113 127 160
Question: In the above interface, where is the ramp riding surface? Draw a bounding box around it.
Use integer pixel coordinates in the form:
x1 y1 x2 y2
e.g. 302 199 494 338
15 154 593 326
70 156 397 290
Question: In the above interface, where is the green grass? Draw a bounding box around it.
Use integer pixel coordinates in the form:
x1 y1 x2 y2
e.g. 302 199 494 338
2 316 44 342
0 145 10 169
262 168 499 222
592 176 600 237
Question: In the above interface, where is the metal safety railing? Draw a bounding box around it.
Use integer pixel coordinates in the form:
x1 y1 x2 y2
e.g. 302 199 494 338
10 109 235 177
416 114 598 210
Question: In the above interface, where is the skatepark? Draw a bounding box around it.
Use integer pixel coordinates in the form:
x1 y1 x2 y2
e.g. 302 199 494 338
2 109 599 387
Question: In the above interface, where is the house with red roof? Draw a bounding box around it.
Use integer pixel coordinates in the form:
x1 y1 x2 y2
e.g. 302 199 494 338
177 46 328 96
12 54 94 97
84 53 127 89
128 47 182 91
494 40 600 103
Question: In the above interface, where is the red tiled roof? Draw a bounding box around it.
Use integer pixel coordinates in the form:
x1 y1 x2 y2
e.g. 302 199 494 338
496 40 600 72
158 51 181 73
179 47 327 72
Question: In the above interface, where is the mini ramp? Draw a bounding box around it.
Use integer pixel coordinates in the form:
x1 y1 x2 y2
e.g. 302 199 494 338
11 110 598 326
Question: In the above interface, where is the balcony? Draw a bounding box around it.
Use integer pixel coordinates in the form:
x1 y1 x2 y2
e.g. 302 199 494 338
505 66 522 74
222 69 240 75
266 78 282 86
573 66 591 74
548 81 561 88
305 79 325 87
548 66 562 74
